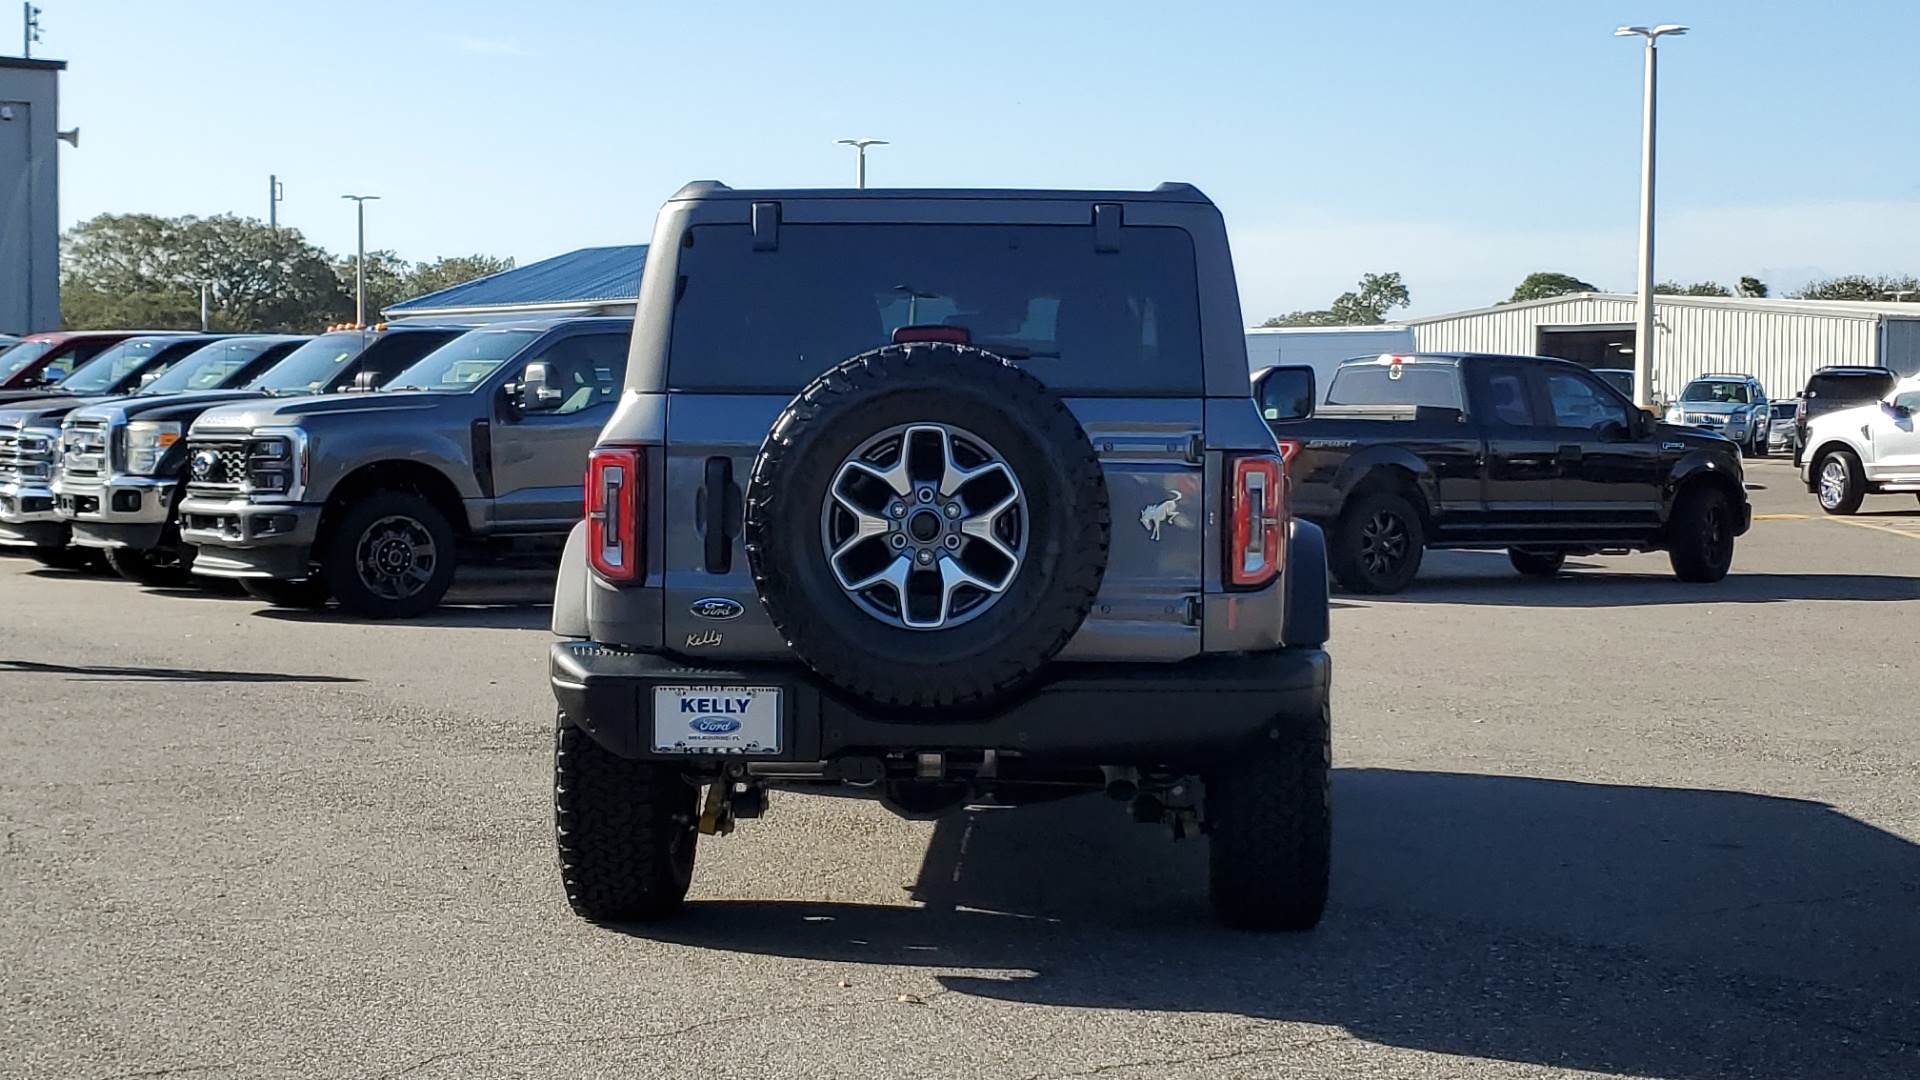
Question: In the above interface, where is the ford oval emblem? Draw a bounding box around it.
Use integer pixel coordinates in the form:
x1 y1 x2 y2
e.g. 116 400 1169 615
691 716 742 734
690 597 745 621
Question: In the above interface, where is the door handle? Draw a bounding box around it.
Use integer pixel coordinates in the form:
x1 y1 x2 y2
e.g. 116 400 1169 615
700 456 740 574
1557 444 1584 464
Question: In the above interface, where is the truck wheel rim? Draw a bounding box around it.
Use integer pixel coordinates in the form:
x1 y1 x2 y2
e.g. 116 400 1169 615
1358 510 1410 576
1819 459 1848 508
1704 502 1731 563
820 422 1027 631
354 515 438 601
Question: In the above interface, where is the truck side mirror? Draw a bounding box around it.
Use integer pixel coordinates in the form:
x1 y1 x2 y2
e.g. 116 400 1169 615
1253 365 1316 422
516 361 565 412
345 370 380 393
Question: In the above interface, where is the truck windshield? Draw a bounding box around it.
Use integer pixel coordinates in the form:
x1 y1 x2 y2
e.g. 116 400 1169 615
1681 381 1749 404
667 222 1203 395
248 331 371 394
139 339 286 395
0 340 54 379
1325 361 1464 410
57 338 181 395
384 329 542 392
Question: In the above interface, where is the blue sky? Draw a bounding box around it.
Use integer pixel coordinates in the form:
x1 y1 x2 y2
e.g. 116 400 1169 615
43 0 1920 318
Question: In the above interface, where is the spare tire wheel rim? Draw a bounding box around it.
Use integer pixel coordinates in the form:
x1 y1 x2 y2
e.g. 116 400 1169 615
1819 458 1848 508
821 422 1027 630
355 514 438 601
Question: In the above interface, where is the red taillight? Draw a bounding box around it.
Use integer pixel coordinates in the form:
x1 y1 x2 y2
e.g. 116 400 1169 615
1275 439 1303 467
586 444 646 582
1228 454 1285 589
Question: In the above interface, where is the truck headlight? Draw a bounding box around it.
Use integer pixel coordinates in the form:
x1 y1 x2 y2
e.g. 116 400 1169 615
243 433 300 496
123 421 182 476
1664 407 1684 424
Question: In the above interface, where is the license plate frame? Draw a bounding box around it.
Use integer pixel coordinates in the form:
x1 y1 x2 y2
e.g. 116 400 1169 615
651 685 783 756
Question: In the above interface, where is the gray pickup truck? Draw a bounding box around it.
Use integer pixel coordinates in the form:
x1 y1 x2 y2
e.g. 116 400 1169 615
0 334 230 569
177 317 633 617
55 326 464 587
546 182 1333 931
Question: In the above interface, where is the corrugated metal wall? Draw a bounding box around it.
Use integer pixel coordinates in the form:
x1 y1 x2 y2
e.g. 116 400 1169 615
1411 297 1886 399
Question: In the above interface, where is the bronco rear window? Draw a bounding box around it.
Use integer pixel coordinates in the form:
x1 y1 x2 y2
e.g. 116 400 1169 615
666 223 1203 395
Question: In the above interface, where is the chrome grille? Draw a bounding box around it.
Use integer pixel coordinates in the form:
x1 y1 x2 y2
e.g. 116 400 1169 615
1683 412 1722 426
60 419 111 480
185 439 249 492
0 427 54 486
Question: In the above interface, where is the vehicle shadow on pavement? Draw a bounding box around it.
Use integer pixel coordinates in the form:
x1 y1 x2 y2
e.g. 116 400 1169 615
0 658 359 683
249 603 554 631
647 770 1920 1080
1356 552 1920 607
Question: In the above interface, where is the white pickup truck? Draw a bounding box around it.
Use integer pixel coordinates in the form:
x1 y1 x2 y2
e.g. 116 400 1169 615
1801 373 1920 514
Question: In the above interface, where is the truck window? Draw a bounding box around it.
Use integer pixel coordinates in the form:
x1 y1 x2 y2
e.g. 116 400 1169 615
521 333 630 415
1471 364 1536 426
1325 361 1463 410
667 222 1203 396
1544 372 1630 432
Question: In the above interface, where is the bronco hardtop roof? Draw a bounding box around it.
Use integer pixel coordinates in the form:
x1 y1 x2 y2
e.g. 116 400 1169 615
666 180 1212 205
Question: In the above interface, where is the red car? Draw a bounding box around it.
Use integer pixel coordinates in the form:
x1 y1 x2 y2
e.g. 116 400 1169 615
0 331 191 390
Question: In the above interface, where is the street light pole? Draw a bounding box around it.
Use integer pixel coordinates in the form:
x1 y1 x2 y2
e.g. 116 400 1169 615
834 138 888 189
340 194 380 326
1616 24 1687 411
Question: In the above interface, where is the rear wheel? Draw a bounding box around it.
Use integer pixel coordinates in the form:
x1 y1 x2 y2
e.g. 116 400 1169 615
241 577 332 609
1668 486 1736 583
104 546 195 588
320 490 457 619
554 717 698 922
1206 705 1332 932
1330 490 1425 594
1508 549 1566 577
1814 450 1865 515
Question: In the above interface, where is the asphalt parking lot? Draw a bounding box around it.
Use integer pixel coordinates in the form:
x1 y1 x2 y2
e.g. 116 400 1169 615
2 456 1917 1080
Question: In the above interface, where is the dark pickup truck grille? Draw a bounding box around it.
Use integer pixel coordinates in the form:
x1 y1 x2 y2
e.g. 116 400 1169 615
0 428 52 485
60 419 111 481
184 439 250 494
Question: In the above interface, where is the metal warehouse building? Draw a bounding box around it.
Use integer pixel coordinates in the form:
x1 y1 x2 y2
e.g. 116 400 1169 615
1408 292 1920 399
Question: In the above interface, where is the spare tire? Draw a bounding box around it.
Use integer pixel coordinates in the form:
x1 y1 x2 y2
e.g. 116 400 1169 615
745 343 1109 709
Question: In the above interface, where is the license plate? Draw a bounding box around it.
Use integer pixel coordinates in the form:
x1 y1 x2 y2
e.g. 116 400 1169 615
652 685 782 755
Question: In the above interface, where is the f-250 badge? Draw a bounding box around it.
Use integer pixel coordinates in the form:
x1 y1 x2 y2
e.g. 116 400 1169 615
1140 490 1183 541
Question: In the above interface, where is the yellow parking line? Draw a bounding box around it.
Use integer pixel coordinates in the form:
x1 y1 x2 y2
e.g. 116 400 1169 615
1829 517 1920 540
1752 513 1807 520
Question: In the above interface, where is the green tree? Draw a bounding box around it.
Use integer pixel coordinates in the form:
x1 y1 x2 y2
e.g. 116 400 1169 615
1261 271 1409 327
1789 274 1920 301
1654 280 1732 296
61 213 352 331
1737 275 1768 298
404 254 514 299
335 250 414 322
1503 271 1598 304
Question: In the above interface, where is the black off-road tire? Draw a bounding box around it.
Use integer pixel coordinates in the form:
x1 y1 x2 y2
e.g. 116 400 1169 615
1748 432 1768 459
320 490 457 619
241 577 333 609
1508 549 1566 578
1667 485 1737 583
104 546 195 588
1814 449 1866 516
1206 705 1332 932
744 343 1110 709
554 718 698 922
1329 490 1426 594
30 546 103 573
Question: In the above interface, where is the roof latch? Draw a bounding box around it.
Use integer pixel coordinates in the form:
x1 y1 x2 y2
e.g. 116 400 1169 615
751 202 781 251
1093 203 1122 253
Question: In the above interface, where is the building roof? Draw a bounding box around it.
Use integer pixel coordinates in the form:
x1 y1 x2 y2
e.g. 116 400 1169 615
1246 324 1412 335
0 57 66 71
384 245 647 317
1409 291 1920 325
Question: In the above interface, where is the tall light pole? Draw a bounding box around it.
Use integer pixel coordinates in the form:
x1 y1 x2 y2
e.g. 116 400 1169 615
834 138 888 189
340 194 380 326
1616 24 1686 410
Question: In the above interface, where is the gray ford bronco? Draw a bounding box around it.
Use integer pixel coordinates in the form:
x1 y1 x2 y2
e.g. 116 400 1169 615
176 318 633 617
548 182 1334 930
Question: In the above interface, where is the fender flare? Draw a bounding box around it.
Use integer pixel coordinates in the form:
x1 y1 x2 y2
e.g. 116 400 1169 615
1330 445 1437 518
551 520 590 638
1282 519 1330 648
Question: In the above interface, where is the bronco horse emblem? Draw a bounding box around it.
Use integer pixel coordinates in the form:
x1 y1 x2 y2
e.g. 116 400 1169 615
1139 490 1183 541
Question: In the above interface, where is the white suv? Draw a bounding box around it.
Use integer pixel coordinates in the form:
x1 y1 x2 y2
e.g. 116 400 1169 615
1801 373 1920 514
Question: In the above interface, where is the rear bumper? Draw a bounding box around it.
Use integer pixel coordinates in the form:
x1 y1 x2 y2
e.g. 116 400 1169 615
0 482 63 547
550 642 1332 769
177 494 322 579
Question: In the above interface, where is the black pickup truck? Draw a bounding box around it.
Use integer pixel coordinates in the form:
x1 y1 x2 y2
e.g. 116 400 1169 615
1254 352 1751 593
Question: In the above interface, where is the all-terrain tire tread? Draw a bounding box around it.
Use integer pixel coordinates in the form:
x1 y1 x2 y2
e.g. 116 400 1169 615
1207 706 1332 931
553 719 696 922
